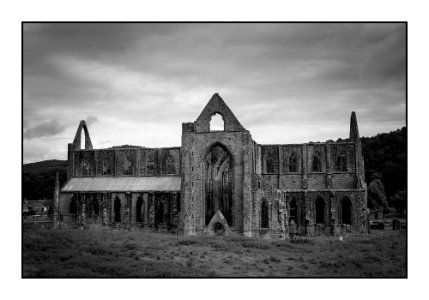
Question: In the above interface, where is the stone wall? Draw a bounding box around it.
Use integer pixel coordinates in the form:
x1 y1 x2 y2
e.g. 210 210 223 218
69 147 181 177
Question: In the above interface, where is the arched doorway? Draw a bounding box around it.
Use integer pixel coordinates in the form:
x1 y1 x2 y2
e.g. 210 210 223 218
114 197 121 223
136 196 143 222
213 222 225 235
315 197 325 224
157 201 165 224
69 196 77 214
341 197 352 225
205 144 233 226
289 199 297 224
261 199 269 228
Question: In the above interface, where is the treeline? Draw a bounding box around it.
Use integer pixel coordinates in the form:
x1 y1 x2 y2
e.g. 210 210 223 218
22 128 407 211
360 127 407 211
22 160 67 201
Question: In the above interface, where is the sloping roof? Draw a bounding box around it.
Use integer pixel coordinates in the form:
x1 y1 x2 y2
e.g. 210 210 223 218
61 176 181 192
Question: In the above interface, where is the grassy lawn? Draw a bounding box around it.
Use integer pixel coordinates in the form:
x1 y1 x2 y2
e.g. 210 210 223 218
22 228 406 278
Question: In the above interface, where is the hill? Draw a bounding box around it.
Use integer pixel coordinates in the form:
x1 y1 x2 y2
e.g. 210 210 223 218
22 160 67 201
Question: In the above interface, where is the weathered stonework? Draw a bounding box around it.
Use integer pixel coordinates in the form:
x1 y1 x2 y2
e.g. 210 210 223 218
56 93 368 237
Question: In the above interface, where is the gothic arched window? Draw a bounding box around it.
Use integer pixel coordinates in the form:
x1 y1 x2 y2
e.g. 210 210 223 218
336 152 347 172
341 197 352 225
289 199 297 224
289 152 298 172
205 144 233 226
166 155 176 174
136 196 143 222
315 197 325 224
210 113 224 131
69 196 77 214
114 197 121 223
261 199 269 228
312 151 322 172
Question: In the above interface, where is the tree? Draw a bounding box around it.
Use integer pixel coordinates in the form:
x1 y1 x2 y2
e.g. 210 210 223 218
389 189 407 212
367 178 388 209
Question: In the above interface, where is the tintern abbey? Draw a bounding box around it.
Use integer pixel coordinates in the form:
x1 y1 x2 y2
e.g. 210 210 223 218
54 94 368 237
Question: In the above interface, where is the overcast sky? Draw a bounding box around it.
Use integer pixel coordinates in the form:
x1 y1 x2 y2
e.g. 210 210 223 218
23 23 406 164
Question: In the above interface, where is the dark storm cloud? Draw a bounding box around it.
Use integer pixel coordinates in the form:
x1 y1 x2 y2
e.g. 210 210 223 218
23 23 406 163
24 119 66 139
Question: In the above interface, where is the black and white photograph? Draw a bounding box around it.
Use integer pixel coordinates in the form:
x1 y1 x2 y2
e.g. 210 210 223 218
22 22 407 278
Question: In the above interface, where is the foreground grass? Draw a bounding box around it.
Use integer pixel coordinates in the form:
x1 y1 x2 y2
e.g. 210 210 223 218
23 228 406 277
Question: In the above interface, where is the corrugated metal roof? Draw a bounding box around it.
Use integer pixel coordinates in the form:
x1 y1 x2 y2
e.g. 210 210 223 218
61 176 181 192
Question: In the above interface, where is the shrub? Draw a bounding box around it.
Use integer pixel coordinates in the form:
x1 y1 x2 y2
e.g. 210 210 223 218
269 256 281 263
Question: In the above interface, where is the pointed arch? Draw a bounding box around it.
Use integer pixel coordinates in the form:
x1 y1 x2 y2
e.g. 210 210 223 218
194 93 245 132
289 198 297 224
336 151 347 172
72 120 93 150
261 199 269 229
315 197 325 224
289 152 298 172
204 142 234 226
341 197 352 225
136 196 143 222
69 195 77 214
312 151 322 172
157 201 165 224
210 113 225 131
114 197 121 223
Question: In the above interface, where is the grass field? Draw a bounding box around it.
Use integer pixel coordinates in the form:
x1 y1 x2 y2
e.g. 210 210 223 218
22 228 406 277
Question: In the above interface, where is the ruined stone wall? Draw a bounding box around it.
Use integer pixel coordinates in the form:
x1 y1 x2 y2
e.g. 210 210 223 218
69 147 181 177
259 142 359 191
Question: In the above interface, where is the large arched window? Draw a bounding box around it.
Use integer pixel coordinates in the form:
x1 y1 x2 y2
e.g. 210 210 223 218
87 195 99 218
341 197 352 225
289 152 298 172
289 199 297 223
210 113 224 131
336 151 347 172
261 199 269 228
312 151 322 172
166 155 176 174
114 197 121 223
136 196 143 222
315 197 325 224
205 144 233 226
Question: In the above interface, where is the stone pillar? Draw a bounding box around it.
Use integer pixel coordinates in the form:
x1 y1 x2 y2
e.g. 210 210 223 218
304 193 313 236
125 193 131 230
148 193 155 228
278 197 288 240
81 194 86 228
102 193 108 229
143 193 149 226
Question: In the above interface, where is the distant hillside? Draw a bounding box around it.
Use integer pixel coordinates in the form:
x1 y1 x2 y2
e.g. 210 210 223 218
22 160 67 201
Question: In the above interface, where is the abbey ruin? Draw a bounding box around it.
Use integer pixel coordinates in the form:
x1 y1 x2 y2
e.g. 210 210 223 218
54 94 368 237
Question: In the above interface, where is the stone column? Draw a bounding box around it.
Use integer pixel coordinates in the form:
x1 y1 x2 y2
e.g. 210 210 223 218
102 193 108 229
148 193 155 228
143 193 149 226
125 193 131 230
81 194 86 228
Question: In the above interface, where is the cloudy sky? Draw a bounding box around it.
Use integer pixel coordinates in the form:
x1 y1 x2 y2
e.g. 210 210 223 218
23 23 406 163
